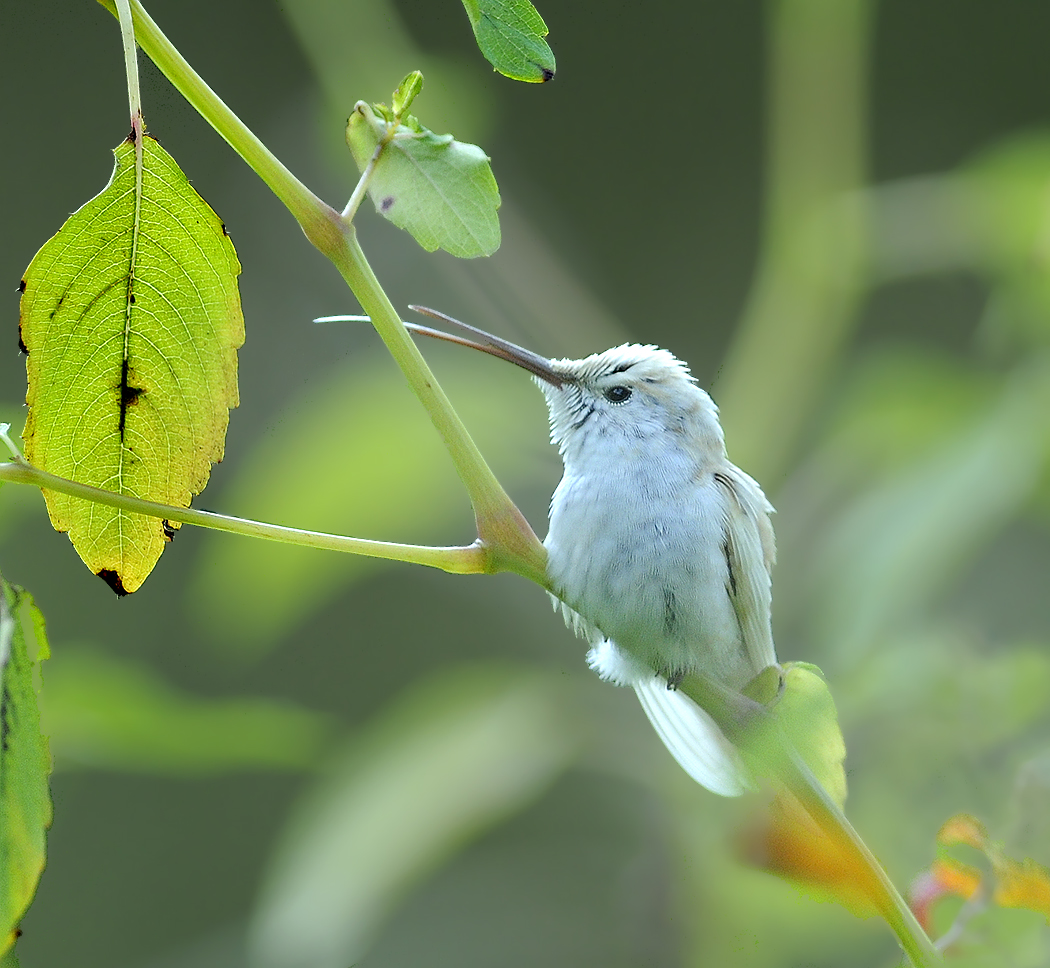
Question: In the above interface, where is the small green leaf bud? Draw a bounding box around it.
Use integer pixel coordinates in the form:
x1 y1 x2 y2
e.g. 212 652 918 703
392 71 424 120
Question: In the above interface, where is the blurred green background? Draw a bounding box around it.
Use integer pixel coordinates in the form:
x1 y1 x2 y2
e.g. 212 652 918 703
3 1 1050 965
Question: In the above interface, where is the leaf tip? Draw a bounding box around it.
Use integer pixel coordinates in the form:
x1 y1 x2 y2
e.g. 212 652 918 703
96 569 130 597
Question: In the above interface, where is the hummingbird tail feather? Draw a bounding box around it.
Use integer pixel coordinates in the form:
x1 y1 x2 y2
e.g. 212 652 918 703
586 639 750 797
632 678 751 797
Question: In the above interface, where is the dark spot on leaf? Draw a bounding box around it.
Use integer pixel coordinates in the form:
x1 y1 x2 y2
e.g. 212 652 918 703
126 128 137 145
17 279 26 293
121 384 145 405
129 293 136 305
118 359 145 440
540 67 555 82
97 569 129 597
381 196 396 212
221 223 229 236
18 327 28 355
162 519 176 541
665 669 685 690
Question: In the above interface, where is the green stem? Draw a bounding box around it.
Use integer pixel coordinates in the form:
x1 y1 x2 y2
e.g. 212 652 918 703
341 108 398 222
779 754 940 967
114 0 141 123
678 674 941 967
94 0 548 587
96 0 343 258
0 460 485 575
341 140 382 222
332 232 548 586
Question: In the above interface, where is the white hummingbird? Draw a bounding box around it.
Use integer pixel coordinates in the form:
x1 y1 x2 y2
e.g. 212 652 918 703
406 307 779 796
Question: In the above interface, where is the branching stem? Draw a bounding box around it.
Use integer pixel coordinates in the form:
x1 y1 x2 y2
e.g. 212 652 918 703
93 0 547 588
0 459 486 575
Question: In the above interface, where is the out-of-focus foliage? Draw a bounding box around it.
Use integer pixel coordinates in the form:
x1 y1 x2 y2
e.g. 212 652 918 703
248 665 578 968
41 647 334 774
910 814 1050 965
801 355 1050 664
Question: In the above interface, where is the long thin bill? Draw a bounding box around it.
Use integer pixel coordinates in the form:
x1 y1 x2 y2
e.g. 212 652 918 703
407 306 566 387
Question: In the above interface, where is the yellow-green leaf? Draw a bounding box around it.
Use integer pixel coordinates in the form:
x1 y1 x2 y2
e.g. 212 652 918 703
20 134 244 594
0 573 52 956
775 663 848 809
739 662 847 808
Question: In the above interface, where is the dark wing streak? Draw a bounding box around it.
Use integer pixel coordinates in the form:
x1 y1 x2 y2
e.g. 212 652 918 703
713 468 777 674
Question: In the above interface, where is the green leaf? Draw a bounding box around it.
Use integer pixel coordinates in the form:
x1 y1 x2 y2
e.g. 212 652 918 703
19 134 244 594
0 574 52 957
40 648 333 775
347 101 501 258
247 665 578 968
460 0 555 82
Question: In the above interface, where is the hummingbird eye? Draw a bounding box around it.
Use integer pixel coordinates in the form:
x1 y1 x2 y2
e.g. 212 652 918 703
603 385 632 403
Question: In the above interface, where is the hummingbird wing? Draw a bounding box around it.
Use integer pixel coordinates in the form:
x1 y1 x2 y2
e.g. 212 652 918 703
587 639 751 796
626 467 775 795
714 466 777 675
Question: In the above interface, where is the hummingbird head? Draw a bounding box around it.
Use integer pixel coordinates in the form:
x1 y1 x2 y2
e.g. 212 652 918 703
406 307 726 467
